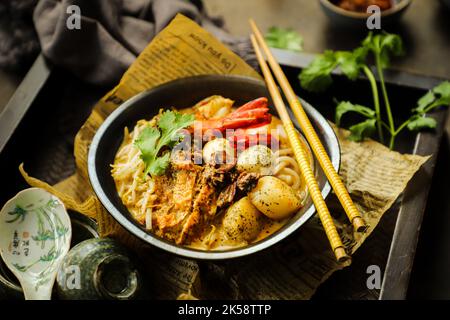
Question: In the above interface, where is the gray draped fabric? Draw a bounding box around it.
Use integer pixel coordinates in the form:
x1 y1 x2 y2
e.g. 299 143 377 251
33 0 255 86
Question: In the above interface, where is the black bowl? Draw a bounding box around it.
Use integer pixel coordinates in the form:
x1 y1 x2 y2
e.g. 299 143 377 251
319 0 412 27
88 75 340 260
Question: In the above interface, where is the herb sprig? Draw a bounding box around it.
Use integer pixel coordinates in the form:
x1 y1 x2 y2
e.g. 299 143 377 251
299 31 450 149
135 110 194 176
265 27 303 52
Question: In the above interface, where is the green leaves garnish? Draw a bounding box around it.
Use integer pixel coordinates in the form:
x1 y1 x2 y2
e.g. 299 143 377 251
264 26 450 148
362 32 404 68
348 119 377 142
299 47 368 92
265 27 303 52
156 110 195 148
335 101 376 127
300 31 403 93
406 116 436 131
335 47 368 80
298 30 450 149
299 44 379 142
414 81 450 113
404 81 450 132
299 51 337 92
434 81 450 100
135 110 194 176
416 91 436 113
335 101 376 141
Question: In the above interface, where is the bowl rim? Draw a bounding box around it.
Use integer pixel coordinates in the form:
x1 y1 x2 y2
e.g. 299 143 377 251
88 74 341 260
319 0 412 19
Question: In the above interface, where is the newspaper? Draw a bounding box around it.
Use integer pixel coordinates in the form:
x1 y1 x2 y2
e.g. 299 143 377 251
19 14 429 300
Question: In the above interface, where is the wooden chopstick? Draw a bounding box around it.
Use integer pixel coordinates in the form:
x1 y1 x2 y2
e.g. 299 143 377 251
250 35 350 263
250 19 367 233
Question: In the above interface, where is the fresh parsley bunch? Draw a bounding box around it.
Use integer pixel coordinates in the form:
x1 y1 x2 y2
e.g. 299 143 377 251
300 31 450 149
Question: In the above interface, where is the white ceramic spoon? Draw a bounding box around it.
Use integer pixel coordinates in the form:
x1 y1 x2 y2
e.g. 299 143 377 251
0 188 71 300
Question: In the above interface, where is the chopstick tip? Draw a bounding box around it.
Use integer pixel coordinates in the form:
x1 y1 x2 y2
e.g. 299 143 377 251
335 247 351 265
353 217 368 233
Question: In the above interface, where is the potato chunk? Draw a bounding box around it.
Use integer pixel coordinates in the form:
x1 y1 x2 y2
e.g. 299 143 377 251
223 197 262 242
248 176 302 220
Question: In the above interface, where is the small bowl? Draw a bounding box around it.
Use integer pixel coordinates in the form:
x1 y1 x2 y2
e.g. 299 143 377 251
319 0 412 27
88 75 340 260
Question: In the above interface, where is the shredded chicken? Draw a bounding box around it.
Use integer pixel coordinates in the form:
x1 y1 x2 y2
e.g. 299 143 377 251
148 152 263 245
217 183 237 209
151 159 240 244
237 172 260 193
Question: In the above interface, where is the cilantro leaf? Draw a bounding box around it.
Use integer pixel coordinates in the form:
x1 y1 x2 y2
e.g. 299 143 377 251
335 47 368 80
361 31 374 49
414 81 450 114
403 81 449 136
348 119 376 142
378 33 404 68
362 31 404 68
135 127 161 174
158 111 195 148
299 46 369 92
415 91 436 113
433 96 450 109
433 81 450 105
380 33 404 54
135 111 195 176
407 116 437 131
147 153 171 176
299 50 337 92
335 101 375 126
265 27 303 52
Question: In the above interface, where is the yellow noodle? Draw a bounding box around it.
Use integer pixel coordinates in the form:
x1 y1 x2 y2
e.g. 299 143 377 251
145 208 152 230
275 155 300 172
278 167 301 190
277 174 293 185
112 118 155 222
273 148 303 191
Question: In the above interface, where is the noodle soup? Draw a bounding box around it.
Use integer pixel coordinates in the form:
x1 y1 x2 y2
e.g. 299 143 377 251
111 96 313 250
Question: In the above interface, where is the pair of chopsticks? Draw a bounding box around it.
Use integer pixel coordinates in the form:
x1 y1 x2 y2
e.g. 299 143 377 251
249 20 367 263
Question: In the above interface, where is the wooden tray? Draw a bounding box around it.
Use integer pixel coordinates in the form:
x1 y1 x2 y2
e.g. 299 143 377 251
0 51 447 300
